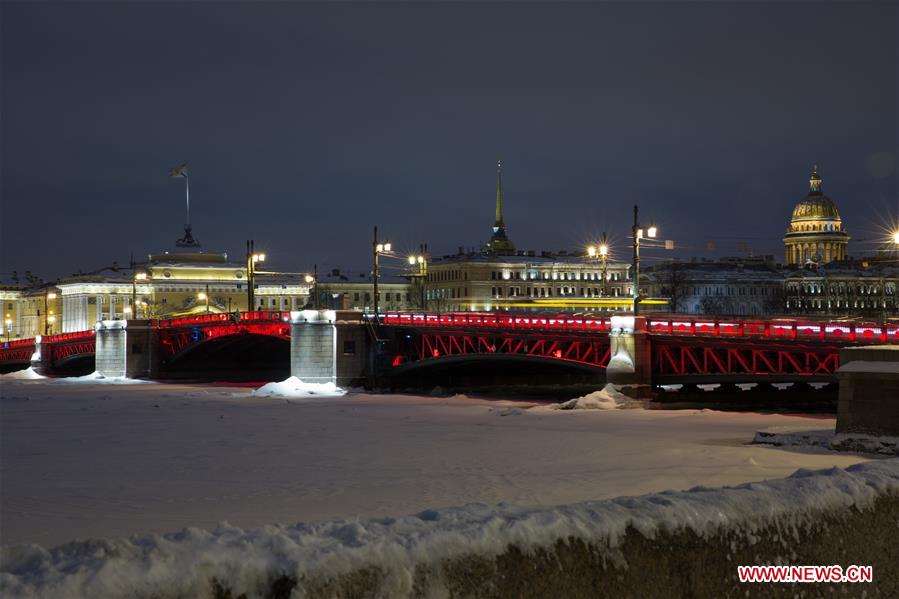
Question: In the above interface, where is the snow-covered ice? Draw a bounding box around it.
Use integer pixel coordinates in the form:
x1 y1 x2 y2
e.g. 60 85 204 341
3 458 897 599
0 378 869 549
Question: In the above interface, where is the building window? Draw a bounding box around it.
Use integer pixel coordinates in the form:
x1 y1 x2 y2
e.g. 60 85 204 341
343 340 356 355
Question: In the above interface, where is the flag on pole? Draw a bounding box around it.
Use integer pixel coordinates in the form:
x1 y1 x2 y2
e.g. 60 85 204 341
169 163 188 178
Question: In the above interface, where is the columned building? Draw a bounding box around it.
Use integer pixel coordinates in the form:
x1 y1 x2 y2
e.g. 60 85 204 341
783 165 850 266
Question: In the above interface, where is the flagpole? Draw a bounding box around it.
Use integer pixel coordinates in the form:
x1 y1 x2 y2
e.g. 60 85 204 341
185 174 190 228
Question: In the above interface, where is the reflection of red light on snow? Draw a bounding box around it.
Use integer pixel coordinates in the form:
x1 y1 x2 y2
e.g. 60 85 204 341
553 350 562 358
432 349 440 357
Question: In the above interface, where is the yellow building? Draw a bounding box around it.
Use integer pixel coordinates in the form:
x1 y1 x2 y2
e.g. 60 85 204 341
57 251 312 333
1 283 61 340
784 165 850 266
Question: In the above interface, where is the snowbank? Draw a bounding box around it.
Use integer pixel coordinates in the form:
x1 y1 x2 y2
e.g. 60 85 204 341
46 371 150 385
0 367 44 380
253 376 345 398
754 428 899 456
4 459 896 598
538 384 640 410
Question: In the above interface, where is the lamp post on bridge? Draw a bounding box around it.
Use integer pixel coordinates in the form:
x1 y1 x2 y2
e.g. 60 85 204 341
305 265 318 310
132 272 147 319
587 232 610 298
44 291 57 335
407 249 428 310
372 226 393 323
5 318 11 342
632 205 658 317
246 240 266 313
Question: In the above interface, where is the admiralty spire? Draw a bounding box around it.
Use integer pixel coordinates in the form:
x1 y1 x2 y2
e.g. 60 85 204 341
486 160 516 255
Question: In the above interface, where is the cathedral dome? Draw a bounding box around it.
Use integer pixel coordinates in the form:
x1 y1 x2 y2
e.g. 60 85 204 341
791 195 841 221
789 166 841 222
783 165 849 266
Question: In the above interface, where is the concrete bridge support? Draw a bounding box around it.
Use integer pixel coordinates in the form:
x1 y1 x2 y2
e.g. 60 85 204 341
30 336 49 376
289 310 369 387
836 346 899 436
290 310 337 385
606 315 653 392
95 319 155 379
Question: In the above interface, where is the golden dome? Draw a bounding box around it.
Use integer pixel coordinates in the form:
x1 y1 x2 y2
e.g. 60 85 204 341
791 196 841 221
790 165 841 222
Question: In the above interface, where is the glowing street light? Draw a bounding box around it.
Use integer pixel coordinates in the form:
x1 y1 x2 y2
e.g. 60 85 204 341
4 318 11 342
131 272 147 319
44 291 57 335
246 240 267 312
893 230 899 245
632 207 659 316
198 289 209 313
588 233 611 297
372 226 396 322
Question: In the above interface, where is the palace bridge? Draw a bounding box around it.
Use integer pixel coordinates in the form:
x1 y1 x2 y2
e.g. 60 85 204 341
1 310 897 392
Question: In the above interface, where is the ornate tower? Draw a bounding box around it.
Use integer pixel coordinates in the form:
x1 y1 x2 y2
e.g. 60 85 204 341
486 160 516 255
783 165 850 266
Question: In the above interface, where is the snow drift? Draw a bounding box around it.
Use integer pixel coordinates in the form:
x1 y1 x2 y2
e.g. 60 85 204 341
253 376 345 398
539 384 641 410
0 367 44 380
3 459 898 598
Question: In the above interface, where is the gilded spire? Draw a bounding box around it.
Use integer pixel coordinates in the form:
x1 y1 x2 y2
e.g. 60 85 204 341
809 164 822 193
486 159 515 255
495 159 504 228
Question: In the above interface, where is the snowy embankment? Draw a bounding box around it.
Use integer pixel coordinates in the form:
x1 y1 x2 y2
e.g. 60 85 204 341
3 459 898 598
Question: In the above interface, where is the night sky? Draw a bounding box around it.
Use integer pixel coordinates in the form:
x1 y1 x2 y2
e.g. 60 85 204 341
2 1 897 281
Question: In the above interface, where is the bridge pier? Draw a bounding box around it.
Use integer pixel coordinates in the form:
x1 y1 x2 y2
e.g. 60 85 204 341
30 336 49 376
836 346 899 436
606 315 653 393
95 319 156 379
290 310 369 387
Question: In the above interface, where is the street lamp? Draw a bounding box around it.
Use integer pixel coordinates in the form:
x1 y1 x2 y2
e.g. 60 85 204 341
407 252 428 309
132 272 147 319
246 240 266 313
893 230 899 245
198 290 209 313
632 206 659 316
44 291 57 335
303 265 319 310
5 318 11 342
372 226 393 322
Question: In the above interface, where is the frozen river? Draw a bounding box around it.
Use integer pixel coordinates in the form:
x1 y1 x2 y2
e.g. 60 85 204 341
0 376 867 547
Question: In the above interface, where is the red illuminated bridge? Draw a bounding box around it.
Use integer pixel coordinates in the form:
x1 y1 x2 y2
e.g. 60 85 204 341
1 310 896 385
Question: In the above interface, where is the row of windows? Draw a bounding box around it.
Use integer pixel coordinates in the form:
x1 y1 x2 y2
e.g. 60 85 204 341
488 271 625 282
490 287 627 298
787 284 896 295
680 286 774 297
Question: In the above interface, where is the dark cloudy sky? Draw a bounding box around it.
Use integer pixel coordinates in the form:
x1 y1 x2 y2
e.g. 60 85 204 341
2 1 897 280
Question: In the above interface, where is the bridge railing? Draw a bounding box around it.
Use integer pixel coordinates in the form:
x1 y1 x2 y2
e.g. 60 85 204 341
155 311 291 328
41 330 96 343
380 311 898 343
381 312 612 332
647 317 898 343
1 337 38 348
